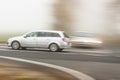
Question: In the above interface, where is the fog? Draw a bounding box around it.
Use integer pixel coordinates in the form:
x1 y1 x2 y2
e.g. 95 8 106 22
0 0 120 44
0 0 56 33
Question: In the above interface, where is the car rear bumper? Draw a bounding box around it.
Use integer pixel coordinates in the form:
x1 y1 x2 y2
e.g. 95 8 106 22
59 42 70 48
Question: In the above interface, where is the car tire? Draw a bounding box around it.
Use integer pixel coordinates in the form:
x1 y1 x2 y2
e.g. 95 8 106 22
11 41 21 50
49 43 59 52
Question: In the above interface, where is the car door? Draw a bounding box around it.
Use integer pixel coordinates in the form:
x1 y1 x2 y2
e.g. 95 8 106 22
21 32 37 47
36 32 50 48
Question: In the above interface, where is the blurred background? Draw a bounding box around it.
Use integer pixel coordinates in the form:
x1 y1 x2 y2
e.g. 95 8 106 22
0 0 120 47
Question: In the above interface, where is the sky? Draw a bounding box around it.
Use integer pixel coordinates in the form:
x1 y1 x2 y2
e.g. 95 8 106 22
0 0 56 33
0 0 119 35
73 0 107 34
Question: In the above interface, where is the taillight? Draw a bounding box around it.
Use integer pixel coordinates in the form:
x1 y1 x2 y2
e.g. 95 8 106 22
62 38 67 42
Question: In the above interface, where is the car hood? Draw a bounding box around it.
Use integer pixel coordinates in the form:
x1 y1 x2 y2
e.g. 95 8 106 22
8 36 23 41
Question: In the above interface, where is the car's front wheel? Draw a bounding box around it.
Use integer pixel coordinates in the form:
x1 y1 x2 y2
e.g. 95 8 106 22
11 41 21 50
49 43 59 52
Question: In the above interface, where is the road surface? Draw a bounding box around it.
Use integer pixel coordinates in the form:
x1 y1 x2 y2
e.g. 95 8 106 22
0 45 120 80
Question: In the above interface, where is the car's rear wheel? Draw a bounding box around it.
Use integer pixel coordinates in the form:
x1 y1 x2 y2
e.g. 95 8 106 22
49 43 59 52
11 41 21 50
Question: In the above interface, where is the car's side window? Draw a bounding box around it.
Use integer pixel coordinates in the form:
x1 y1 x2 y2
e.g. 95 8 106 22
51 33 61 37
44 32 51 37
26 32 61 37
45 32 60 37
37 32 45 37
26 32 37 37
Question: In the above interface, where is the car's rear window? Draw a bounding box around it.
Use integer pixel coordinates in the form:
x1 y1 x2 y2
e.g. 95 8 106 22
63 33 69 38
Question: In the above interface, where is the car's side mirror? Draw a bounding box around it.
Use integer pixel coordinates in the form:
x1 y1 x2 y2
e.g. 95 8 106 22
24 35 27 38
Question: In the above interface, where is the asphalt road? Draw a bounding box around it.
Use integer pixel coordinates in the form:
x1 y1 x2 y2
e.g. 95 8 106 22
0 46 120 80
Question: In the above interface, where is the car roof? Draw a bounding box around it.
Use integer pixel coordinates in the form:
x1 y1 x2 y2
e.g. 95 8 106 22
30 30 64 33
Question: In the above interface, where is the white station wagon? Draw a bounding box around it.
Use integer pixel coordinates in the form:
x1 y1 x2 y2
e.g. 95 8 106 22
7 30 70 52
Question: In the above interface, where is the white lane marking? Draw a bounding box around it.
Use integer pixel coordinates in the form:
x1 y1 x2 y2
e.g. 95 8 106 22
0 48 12 51
0 46 111 53
65 49 111 54
0 48 29 52
0 47 115 57
0 56 95 80
82 53 110 57
0 48 48 53
0 46 110 53
0 45 111 53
